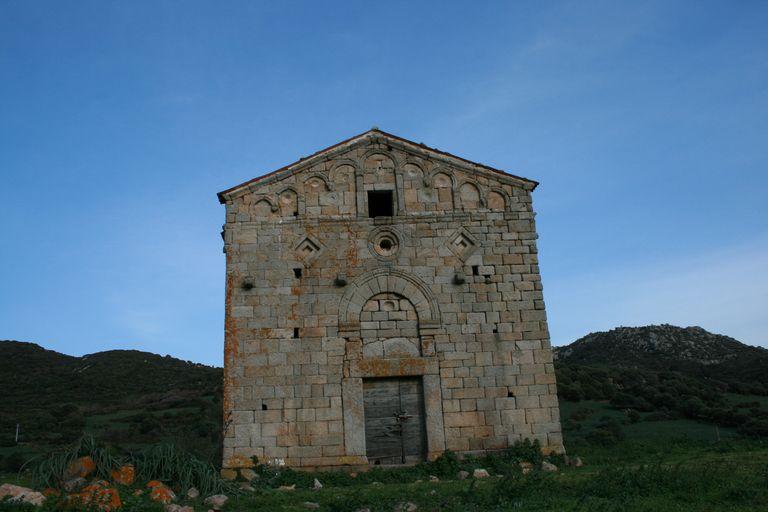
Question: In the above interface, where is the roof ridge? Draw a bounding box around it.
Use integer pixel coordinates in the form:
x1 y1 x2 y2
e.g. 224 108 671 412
217 129 537 203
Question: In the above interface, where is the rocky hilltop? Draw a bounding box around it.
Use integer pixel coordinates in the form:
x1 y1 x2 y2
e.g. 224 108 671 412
555 324 768 390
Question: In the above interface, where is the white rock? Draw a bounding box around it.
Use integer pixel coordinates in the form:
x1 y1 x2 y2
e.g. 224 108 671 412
541 461 558 472
186 487 200 499
203 494 229 510
313 478 323 490
303 502 320 510
0 484 46 506
165 505 194 512
472 468 490 479
457 470 469 480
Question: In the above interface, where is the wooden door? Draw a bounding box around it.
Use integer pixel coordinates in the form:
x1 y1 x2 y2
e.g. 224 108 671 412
363 377 427 464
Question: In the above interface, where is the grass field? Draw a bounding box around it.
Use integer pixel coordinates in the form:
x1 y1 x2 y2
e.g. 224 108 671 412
2 438 767 511
2 400 768 511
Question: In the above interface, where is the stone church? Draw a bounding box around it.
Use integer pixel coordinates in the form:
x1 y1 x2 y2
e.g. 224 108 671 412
217 129 563 471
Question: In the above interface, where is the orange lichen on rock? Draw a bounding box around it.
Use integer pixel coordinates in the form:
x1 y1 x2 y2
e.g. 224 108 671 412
110 465 135 486
70 480 122 511
65 456 97 479
146 480 176 504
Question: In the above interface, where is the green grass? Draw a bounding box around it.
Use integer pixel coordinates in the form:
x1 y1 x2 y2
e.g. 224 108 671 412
2 438 767 511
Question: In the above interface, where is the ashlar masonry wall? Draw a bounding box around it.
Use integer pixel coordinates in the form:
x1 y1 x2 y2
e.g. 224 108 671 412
218 130 563 471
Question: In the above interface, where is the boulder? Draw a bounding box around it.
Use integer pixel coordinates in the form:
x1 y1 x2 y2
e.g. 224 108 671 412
457 470 469 480
395 502 418 512
313 478 323 490
240 468 257 481
220 469 237 481
571 456 584 467
278 484 296 491
70 480 121 511
519 462 534 475
111 464 135 486
63 477 87 492
472 469 490 479
541 461 558 472
186 487 200 499
147 480 176 504
0 484 46 506
166 505 195 512
303 502 320 510
64 456 96 479
239 483 255 492
429 475 439 482
204 494 229 510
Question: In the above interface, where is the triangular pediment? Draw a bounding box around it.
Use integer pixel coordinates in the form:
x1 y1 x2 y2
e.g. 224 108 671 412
217 128 537 204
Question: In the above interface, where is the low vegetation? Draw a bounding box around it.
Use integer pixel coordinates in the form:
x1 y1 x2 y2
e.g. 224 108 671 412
2 326 767 510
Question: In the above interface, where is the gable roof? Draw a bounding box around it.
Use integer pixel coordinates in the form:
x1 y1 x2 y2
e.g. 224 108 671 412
217 128 538 203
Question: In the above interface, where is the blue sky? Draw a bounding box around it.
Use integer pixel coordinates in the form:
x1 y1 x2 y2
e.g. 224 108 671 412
1 1 766 365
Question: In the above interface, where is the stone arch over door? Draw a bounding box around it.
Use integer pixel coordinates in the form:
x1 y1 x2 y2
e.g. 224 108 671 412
338 268 440 336
339 268 446 462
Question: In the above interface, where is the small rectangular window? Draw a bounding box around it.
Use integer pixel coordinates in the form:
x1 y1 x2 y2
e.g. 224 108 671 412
368 190 393 217
293 328 300 339
293 268 302 279
472 265 479 276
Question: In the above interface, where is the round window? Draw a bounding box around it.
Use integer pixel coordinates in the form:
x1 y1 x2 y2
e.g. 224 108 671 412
369 228 401 259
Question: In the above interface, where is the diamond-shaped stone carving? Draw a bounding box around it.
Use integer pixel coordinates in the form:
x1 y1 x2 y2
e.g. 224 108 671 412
294 235 324 265
447 228 479 260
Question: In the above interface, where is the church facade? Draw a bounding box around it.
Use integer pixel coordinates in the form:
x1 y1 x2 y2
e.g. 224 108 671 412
218 129 563 471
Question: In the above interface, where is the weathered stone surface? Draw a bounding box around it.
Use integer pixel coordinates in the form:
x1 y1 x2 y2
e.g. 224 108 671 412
204 494 229 510
166 505 194 512
313 478 323 490
240 468 257 481
220 129 563 470
457 470 469 480
110 464 135 486
63 477 87 492
541 461 558 472
69 480 121 511
186 487 200 499
0 484 46 506
64 456 96 480
473 469 490 479
303 502 320 510
147 481 176 504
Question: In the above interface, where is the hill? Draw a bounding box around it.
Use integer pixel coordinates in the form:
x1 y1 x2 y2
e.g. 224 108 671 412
554 324 768 393
553 325 768 444
0 341 223 465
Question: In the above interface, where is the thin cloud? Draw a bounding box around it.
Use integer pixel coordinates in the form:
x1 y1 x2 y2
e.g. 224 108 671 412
547 235 768 348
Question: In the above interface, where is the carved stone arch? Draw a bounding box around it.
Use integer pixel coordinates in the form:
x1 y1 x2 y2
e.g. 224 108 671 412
361 148 400 174
486 187 509 211
338 268 440 331
276 187 299 217
361 149 401 212
458 180 485 210
250 195 278 220
329 158 361 182
302 172 334 192
424 166 457 189
401 160 425 181
252 194 278 212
